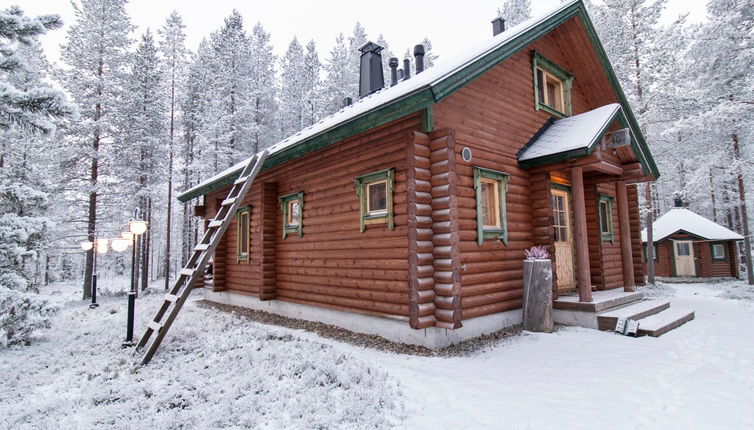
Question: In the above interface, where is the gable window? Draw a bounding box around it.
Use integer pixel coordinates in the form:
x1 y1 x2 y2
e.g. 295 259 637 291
598 194 614 243
355 168 394 232
236 206 251 262
711 242 728 262
474 167 509 245
280 192 304 239
531 51 573 118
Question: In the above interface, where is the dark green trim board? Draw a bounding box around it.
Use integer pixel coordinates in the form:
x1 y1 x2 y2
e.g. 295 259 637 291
474 167 510 245
279 192 304 239
597 194 614 243
354 168 395 232
532 51 573 118
420 106 434 133
178 0 659 203
710 241 729 262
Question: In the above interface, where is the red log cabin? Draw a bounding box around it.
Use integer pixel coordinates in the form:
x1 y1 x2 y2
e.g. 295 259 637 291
642 206 742 280
177 0 663 346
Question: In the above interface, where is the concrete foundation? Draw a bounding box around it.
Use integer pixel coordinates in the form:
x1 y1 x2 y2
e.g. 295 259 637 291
203 288 522 349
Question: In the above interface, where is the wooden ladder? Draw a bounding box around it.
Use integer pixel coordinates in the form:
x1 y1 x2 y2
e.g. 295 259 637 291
136 150 269 365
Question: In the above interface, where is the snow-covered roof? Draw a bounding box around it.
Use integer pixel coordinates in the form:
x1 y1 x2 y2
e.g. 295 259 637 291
641 208 744 242
177 0 656 202
518 103 621 163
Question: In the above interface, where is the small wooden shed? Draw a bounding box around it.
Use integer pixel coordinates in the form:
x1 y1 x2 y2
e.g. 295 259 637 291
642 208 743 279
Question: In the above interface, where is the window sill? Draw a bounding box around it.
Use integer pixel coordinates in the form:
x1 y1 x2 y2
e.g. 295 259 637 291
482 229 507 243
536 103 567 119
601 234 614 244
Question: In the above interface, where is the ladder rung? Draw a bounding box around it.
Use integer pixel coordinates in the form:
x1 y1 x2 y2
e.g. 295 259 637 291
147 321 162 332
234 176 249 185
195 244 209 251
221 197 237 206
208 220 223 228
179 268 194 277
165 294 179 303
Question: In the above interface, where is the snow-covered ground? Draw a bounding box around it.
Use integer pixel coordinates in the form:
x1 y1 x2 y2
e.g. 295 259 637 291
2 280 753 429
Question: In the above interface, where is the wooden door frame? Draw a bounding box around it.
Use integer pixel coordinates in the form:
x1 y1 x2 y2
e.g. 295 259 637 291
671 240 696 277
551 184 576 289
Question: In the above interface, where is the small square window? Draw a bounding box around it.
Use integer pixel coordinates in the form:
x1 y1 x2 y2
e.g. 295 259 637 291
355 169 394 232
280 192 304 239
474 167 509 245
643 243 659 261
236 206 251 261
597 194 614 243
532 51 573 118
711 242 727 262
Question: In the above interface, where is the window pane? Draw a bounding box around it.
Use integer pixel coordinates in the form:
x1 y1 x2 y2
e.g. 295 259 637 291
239 213 248 252
368 181 387 213
713 244 724 258
537 69 545 104
547 76 563 111
677 242 690 256
481 182 491 226
288 200 300 226
599 202 610 233
481 180 500 228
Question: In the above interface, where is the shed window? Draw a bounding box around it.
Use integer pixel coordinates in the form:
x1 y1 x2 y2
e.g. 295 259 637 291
355 168 394 232
598 194 614 243
643 243 659 261
711 242 727 262
532 51 573 118
474 167 509 245
236 206 251 261
280 192 304 239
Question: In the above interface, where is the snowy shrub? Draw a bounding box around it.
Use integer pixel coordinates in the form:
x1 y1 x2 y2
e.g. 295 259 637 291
0 284 58 347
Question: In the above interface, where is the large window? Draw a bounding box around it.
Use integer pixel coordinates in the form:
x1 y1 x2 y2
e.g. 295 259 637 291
711 242 728 262
280 192 303 239
531 51 573 118
355 168 394 232
236 206 251 262
598 194 614 243
474 167 509 245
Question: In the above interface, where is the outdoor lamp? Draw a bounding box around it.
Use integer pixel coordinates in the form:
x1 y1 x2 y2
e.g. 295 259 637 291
80 241 93 251
129 220 148 235
121 231 134 241
96 238 109 254
111 238 130 252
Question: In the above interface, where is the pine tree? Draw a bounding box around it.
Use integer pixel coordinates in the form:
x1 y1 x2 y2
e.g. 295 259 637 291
158 11 187 290
302 39 324 127
420 37 438 69
323 32 352 114
497 0 531 27
278 36 306 138
248 22 278 151
58 0 132 299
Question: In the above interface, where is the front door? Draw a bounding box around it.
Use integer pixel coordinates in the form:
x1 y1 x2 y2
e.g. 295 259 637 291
552 189 575 291
674 241 696 276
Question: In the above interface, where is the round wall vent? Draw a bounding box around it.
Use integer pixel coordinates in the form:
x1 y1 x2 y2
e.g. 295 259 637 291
461 147 473 163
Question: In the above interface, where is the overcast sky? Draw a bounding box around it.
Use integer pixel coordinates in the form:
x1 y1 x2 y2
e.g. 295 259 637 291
13 0 707 67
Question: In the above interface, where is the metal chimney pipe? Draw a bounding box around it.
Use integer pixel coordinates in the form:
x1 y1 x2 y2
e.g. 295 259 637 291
398 69 404 80
389 57 399 86
414 44 425 74
358 41 384 98
343 97 353 107
492 17 506 36
403 58 411 80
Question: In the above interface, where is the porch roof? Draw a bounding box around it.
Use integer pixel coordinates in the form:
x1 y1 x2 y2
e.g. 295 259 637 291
517 103 637 168
641 208 744 243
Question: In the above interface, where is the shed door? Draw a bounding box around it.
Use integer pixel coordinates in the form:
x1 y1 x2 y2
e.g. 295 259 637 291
674 241 696 277
552 189 575 291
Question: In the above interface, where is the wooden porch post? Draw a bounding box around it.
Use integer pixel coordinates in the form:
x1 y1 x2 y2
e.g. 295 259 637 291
570 167 592 302
616 180 636 292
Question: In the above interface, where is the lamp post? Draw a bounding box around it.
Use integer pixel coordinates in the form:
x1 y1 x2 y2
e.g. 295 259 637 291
80 236 106 308
123 208 148 347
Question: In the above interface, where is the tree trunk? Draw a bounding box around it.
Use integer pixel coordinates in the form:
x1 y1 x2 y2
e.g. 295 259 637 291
644 182 655 285
732 132 753 284
709 169 718 222
141 197 152 291
164 81 175 291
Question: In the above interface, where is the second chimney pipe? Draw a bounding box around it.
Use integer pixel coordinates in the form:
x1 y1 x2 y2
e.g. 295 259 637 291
492 17 506 36
403 58 411 80
414 44 425 74
389 57 399 86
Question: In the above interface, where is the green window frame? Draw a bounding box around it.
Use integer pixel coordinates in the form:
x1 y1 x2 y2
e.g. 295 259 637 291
279 192 304 239
711 241 728 262
531 51 573 118
643 243 659 262
598 194 614 243
236 206 251 262
474 167 509 245
354 168 394 232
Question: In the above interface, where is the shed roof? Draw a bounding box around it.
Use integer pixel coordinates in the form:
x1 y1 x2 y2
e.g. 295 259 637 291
178 0 658 202
641 208 744 242
517 103 622 165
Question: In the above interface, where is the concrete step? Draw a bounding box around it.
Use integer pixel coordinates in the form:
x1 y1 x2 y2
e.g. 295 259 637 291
597 299 671 331
637 307 695 337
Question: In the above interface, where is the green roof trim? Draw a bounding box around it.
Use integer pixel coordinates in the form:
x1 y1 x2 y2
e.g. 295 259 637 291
178 0 658 203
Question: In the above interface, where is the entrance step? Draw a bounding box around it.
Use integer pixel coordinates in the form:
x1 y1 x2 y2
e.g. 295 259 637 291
597 299 671 331
553 289 643 313
636 307 695 337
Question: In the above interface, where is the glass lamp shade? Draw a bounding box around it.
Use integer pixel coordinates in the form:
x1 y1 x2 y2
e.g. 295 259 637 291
111 238 130 252
80 241 93 251
129 220 148 235
96 238 109 254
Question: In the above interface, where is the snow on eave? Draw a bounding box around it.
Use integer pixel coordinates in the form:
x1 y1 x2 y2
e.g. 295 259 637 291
177 0 582 202
641 208 744 243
